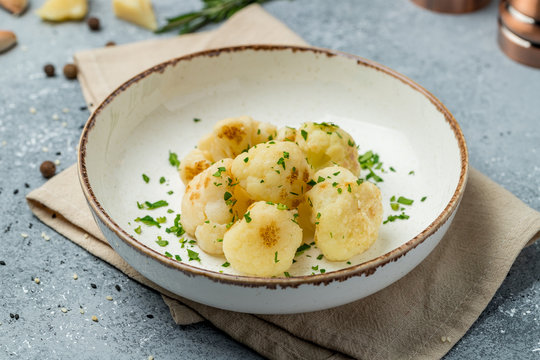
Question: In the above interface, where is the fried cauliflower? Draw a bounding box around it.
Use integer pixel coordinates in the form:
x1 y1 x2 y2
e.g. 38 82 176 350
195 221 227 255
179 148 212 186
306 166 383 261
296 122 361 176
223 201 302 276
276 126 297 142
197 116 277 162
230 141 312 208
181 159 250 238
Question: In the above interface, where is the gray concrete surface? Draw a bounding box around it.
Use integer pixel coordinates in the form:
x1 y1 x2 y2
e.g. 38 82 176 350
0 0 539 359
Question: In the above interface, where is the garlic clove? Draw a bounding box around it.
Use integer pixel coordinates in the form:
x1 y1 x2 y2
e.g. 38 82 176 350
0 30 17 54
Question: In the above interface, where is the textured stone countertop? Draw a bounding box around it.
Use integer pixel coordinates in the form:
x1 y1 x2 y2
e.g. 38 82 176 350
0 0 539 359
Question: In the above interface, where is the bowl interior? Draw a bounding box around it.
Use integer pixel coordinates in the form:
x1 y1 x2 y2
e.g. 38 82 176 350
83 47 464 277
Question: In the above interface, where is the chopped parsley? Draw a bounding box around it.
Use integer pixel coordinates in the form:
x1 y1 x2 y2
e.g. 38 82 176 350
283 151 289 159
244 211 252 223
156 216 166 224
300 129 308 141
307 179 317 186
312 265 319 271
224 192 232 202
317 176 325 183
383 213 410 224
397 196 414 206
347 261 351 265
295 243 311 256
159 177 166 184
409 170 415 175
167 209 174 213
277 157 286 170
274 251 280 263
333 171 341 176
137 201 144 209
348 139 354 147
356 178 363 185
142 174 150 183
167 190 174 195
243 157 249 163
155 237 169 247
135 215 162 228
165 214 185 237
193 118 201 122
320 269 326 274
347 184 352 193
222 262 230 267
284 272 291 278
317 254 323 260
134 226 142 234
389 167 396 172
391 203 400 211
142 200 169 210
187 249 200 262
212 167 226 177
276 203 288 210
168 151 180 168
421 196 427 202
337 187 343 194
175 254 182 261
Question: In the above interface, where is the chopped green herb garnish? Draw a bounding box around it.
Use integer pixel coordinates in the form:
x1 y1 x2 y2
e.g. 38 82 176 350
243 157 249 163
348 139 354 147
165 214 185 237
257 129 261 135
295 243 311 256
169 151 180 168
284 272 291 278
144 200 169 210
134 226 142 234
383 213 410 224
317 254 323 260
316 212 321 219
317 176 325 183
356 178 363 185
347 184 352 193
391 203 400 211
156 217 166 224
300 129 308 141
164 252 172 258
312 265 319 271
409 170 415 175
337 188 343 194
397 196 414 206
390 167 396 172
320 269 326 274
135 215 162 228
167 191 174 195
167 209 174 213
347 261 351 265
187 249 200 262
333 171 340 176
277 157 286 170
390 195 396 202
283 151 289 159
142 174 150 183
307 179 317 186
156 238 169 247
274 251 279 263
212 167 226 177
175 254 182 261
332 182 338 187
137 201 144 209
366 169 383 183
276 203 288 210
260 179 264 183
224 192 232 201
159 177 166 184
421 196 427 202
216 239 223 242
222 262 230 267
193 118 201 122
244 212 252 223
290 191 299 196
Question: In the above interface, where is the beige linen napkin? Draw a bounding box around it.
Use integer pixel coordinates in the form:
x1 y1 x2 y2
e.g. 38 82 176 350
26 5 540 360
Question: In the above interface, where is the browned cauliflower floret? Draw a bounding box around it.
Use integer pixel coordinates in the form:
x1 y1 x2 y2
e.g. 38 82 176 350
276 126 297 142
179 148 212 186
296 122 360 176
230 141 312 208
181 159 250 254
223 201 302 276
306 166 383 261
197 116 277 162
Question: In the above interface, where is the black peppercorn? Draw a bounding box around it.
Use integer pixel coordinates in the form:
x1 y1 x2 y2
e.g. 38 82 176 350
44 64 55 77
87 17 100 31
40 161 56 179
63 64 78 80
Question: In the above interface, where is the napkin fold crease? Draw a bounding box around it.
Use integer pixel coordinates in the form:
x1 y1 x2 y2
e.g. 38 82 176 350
26 5 540 360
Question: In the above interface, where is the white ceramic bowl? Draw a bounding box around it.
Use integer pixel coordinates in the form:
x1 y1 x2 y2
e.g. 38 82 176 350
78 45 468 314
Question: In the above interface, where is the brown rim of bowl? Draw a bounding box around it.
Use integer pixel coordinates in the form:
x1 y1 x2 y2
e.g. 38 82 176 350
78 45 469 289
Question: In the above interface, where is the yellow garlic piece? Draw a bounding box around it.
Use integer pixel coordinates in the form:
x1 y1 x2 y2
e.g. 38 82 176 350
112 0 157 31
36 0 88 21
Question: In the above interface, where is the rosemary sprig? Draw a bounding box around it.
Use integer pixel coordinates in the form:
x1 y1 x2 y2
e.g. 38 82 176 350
157 0 272 34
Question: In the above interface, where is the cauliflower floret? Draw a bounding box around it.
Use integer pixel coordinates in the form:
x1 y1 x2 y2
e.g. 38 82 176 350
230 141 312 208
276 126 297 142
179 148 212 186
195 221 227 255
181 159 250 238
197 116 277 162
296 122 360 176
306 166 383 261
223 201 302 276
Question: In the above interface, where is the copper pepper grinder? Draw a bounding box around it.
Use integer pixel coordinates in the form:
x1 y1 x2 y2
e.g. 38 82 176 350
498 0 540 68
